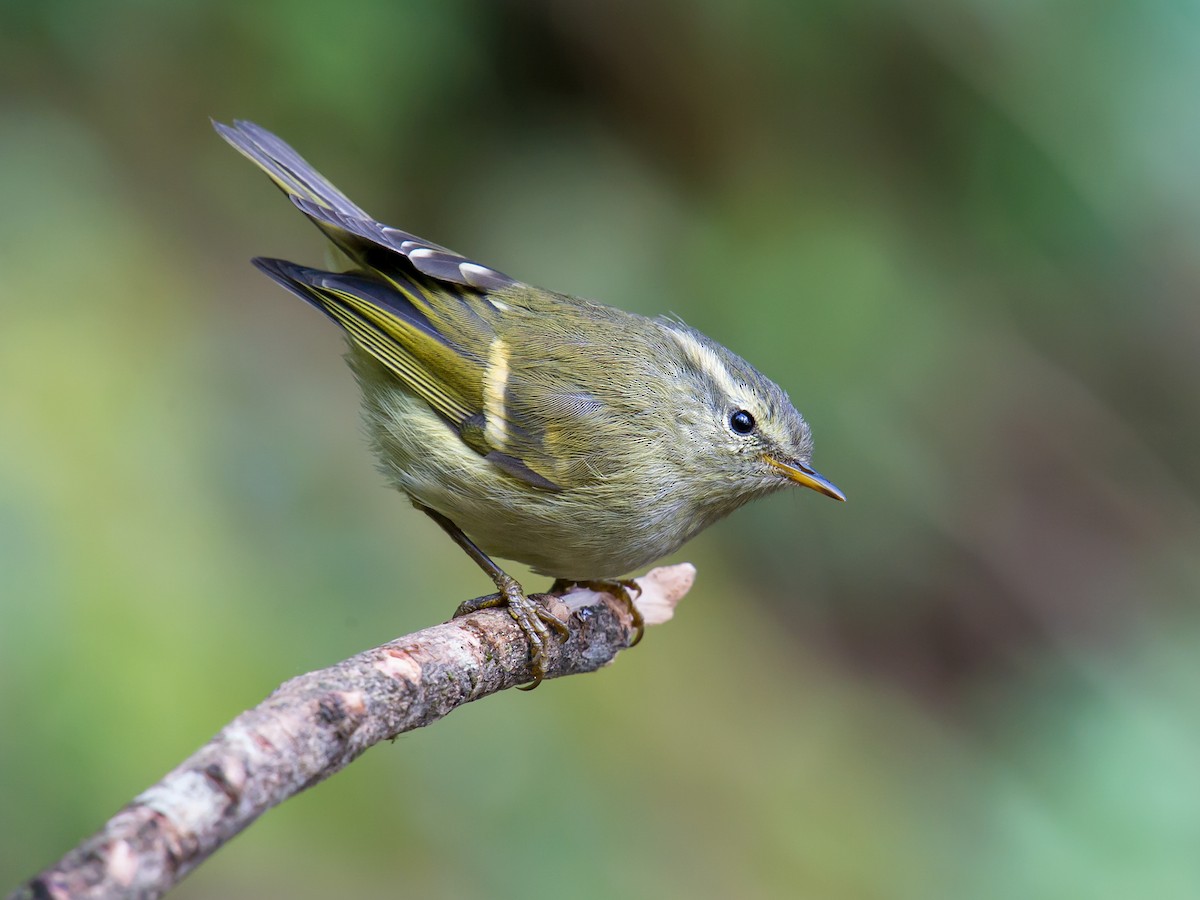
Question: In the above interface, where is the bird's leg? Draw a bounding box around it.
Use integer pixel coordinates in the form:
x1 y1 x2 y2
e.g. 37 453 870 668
416 503 568 689
550 578 645 647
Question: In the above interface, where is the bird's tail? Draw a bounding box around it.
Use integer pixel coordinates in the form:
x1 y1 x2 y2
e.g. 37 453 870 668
212 119 369 221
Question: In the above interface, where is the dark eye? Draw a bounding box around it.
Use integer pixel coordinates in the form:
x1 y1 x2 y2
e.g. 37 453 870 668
729 410 756 434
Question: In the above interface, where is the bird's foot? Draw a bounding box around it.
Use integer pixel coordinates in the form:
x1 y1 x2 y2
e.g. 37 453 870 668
550 578 644 647
454 575 569 690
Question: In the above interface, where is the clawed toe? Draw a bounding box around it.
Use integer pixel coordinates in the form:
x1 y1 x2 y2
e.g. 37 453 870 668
452 592 503 619
506 593 556 690
528 594 570 640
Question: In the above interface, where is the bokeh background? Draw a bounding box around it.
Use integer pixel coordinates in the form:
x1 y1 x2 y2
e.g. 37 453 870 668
4 1 1200 897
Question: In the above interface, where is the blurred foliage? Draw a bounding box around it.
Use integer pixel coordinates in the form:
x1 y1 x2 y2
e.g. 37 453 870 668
3 0 1200 897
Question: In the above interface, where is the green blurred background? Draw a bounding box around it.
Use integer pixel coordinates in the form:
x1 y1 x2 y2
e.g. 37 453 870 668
4 1 1200 897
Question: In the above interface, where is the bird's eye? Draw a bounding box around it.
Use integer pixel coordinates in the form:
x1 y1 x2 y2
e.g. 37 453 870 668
729 410 756 434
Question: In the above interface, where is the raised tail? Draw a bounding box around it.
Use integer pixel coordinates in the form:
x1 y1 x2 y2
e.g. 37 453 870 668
213 119 369 220
215 119 519 293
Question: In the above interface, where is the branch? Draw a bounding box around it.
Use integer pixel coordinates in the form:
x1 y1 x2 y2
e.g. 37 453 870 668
13 564 695 900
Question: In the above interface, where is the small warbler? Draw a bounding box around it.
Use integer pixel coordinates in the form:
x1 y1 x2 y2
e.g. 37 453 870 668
216 120 844 687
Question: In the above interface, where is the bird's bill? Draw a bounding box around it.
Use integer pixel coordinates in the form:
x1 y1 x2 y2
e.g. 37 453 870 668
763 456 846 502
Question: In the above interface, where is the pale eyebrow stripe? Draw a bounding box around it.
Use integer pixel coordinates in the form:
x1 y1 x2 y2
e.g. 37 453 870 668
666 327 742 402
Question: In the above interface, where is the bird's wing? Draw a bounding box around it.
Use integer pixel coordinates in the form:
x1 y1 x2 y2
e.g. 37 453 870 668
252 259 617 491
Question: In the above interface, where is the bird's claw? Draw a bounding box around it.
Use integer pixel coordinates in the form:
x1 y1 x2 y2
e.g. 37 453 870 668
453 581 569 690
452 573 643 689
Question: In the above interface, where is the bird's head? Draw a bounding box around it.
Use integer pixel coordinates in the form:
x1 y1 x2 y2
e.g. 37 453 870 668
660 322 844 510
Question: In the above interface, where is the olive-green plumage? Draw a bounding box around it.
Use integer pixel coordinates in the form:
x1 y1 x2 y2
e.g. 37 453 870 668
216 119 843 684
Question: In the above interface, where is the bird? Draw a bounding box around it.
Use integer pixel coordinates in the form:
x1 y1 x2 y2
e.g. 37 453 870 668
214 119 844 687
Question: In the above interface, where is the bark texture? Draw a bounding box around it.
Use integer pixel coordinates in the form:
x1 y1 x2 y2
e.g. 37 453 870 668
14 564 694 900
